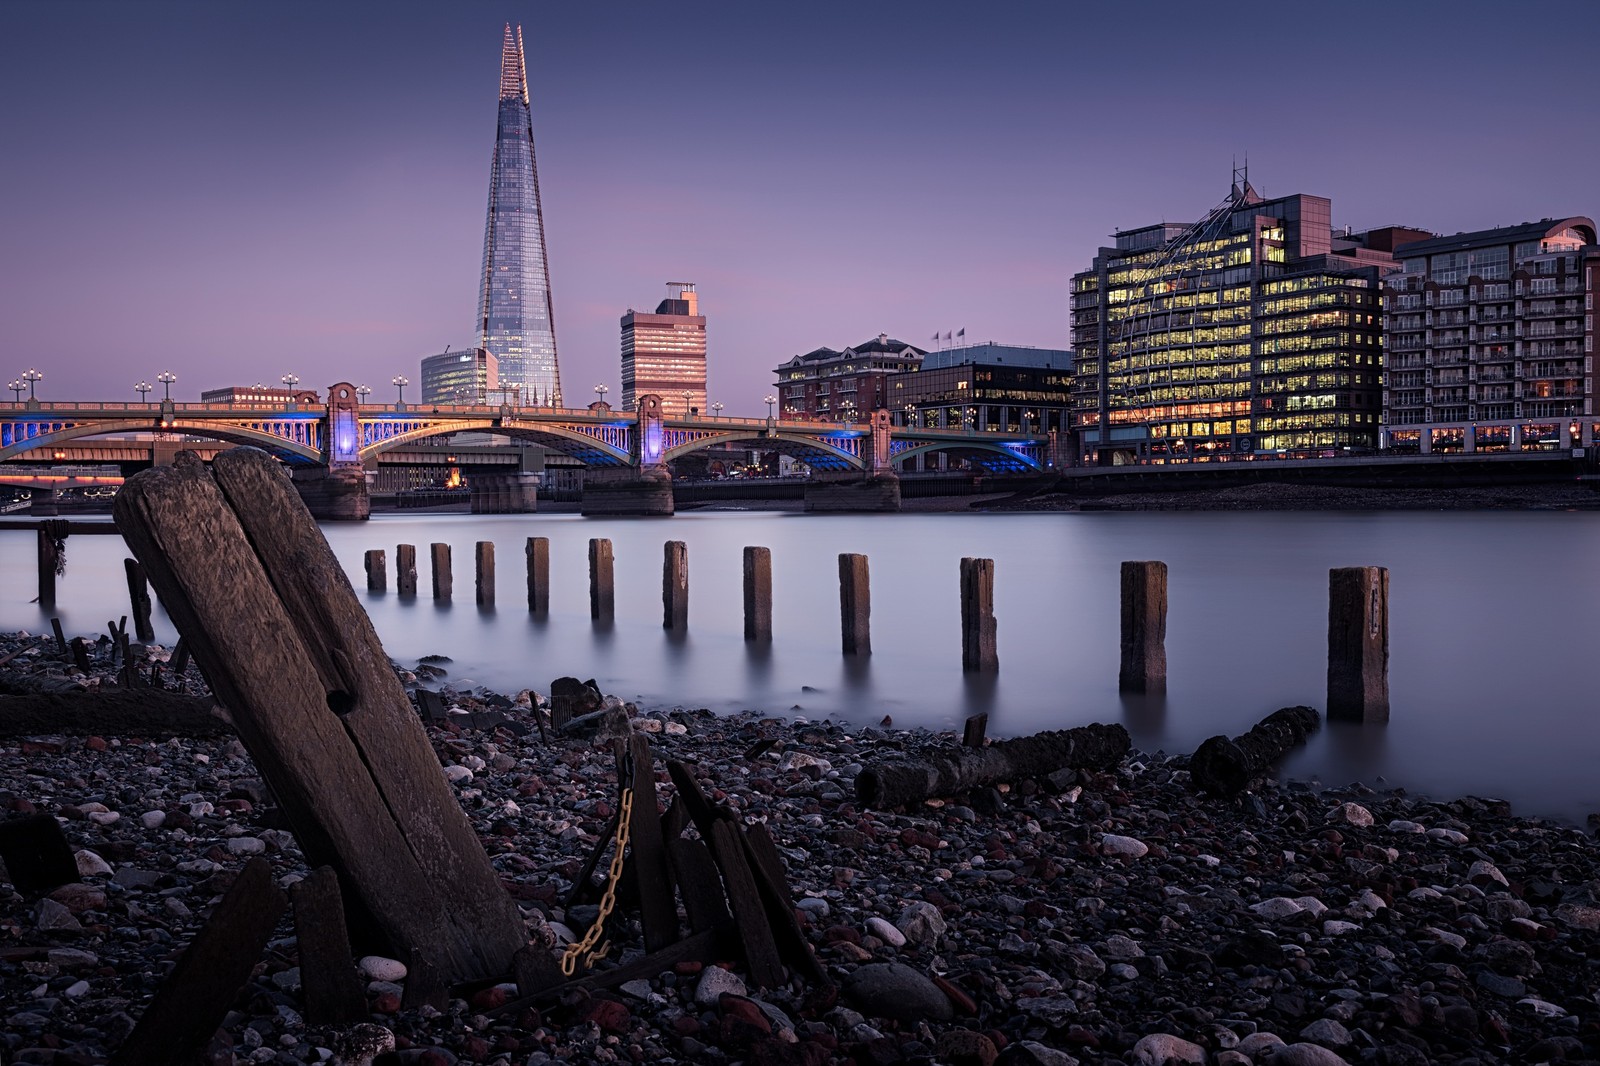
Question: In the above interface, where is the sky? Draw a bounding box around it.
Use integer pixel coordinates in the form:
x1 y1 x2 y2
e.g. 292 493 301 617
4 1 1600 415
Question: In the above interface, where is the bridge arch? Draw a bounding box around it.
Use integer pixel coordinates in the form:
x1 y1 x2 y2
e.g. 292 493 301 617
0 419 323 464
661 431 865 469
890 440 1044 472
358 419 632 466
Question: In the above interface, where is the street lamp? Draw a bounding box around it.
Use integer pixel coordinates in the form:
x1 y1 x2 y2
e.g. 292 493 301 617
903 403 915 428
681 390 691 417
281 373 299 392
157 370 176 401
594 383 608 405
7 380 22 402
22 368 43 400
392 375 409 405
136 381 152 403
764 394 776 419
711 401 724 418
355 383 372 404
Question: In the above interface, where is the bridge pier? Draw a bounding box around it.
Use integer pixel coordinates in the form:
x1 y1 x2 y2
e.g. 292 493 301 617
580 467 674 516
470 472 539 514
804 471 901 513
290 466 370 521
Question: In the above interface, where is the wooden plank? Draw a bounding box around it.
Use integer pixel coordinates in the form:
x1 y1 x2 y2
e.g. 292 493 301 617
624 735 677 952
414 688 448 723
69 637 91 674
114 449 523 982
125 559 156 642
665 759 723 841
111 857 287 1066
741 822 831 987
400 956 448 1011
707 819 785 989
514 943 565 998
668 837 732 935
0 690 229 738
962 713 988 749
562 808 621 912
0 813 78 896
49 618 67 657
290 867 366 1025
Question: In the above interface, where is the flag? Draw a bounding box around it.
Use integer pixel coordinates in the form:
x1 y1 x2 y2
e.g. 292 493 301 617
944 331 952 342
931 332 939 343
957 328 966 339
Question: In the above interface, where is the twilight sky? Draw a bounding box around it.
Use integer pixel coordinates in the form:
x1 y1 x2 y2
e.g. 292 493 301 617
4 1 1599 414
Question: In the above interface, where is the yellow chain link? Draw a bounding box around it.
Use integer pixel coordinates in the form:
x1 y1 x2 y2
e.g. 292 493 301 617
560 788 634 976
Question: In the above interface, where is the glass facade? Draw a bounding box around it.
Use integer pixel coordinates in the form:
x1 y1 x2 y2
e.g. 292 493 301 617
477 25 561 407
421 347 498 405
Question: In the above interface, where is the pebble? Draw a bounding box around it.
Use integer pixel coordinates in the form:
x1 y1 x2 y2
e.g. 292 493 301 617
357 955 408 982
1131 1033 1205 1065
694 966 746 1006
865 916 906 946
1100 833 1148 858
73 849 112 877
843 962 954 1023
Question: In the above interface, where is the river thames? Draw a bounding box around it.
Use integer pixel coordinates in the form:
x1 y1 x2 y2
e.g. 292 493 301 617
7 509 1599 823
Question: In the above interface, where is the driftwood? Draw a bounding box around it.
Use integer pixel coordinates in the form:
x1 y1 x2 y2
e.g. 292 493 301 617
0 690 230 737
1188 706 1321 798
856 722 1131 809
113 448 524 982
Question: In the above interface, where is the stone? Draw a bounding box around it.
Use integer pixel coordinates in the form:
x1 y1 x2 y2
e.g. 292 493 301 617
1298 1018 1352 1049
1251 897 1305 920
1466 860 1509 887
796 897 831 920
226 836 266 855
1238 1033 1287 1057
866 916 905 947
695 965 747 1006
998 1042 1079 1066
896 900 946 946
1329 802 1373 826
935 1029 998 1066
139 810 166 829
1100 833 1148 858
35 897 81 931
1130 1033 1205 1065
73 850 111 877
1264 1044 1350 1066
357 955 408 982
842 962 954 1024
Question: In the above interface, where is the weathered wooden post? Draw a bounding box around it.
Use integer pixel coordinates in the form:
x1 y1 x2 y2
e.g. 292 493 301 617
396 543 417 596
960 557 998 672
430 542 452 600
526 536 550 613
125 558 156 641
839 553 870 655
1118 560 1167 693
589 538 614 620
663 540 688 630
36 527 60 607
364 549 387 592
113 448 525 981
475 541 495 605
743 546 772 641
1328 566 1389 722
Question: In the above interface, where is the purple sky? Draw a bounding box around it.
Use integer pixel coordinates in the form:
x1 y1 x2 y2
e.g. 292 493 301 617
4 1 1599 414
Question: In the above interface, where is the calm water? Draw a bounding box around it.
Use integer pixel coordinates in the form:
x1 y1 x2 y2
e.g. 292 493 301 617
8 509 1600 823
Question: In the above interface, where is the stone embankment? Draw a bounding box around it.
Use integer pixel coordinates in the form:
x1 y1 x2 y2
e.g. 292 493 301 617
3 632 1600 1065
999 481 1600 512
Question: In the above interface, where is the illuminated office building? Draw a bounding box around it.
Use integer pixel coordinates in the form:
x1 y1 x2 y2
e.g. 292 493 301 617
1380 218 1599 453
890 343 1072 435
421 347 498 405
621 283 707 418
476 24 562 407
774 335 925 422
1070 178 1405 463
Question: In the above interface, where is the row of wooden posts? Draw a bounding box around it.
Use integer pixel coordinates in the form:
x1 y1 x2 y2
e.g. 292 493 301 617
362 539 1003 672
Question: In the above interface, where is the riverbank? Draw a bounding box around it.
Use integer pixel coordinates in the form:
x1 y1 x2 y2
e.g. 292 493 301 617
996 480 1600 512
4 635 1600 1065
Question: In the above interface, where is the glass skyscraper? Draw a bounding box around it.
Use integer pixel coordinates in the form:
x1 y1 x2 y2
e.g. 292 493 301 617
477 24 562 407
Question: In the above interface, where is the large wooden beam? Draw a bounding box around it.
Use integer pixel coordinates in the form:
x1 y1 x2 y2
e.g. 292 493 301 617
112 448 524 982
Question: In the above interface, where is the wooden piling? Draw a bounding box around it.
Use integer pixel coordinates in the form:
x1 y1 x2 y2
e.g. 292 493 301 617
396 543 417 596
123 558 155 642
525 536 550 613
36 528 59 607
1118 560 1167 693
662 540 688 630
743 546 772 641
290 867 366 1025
475 541 495 605
1327 566 1389 722
589 538 614 620
960 557 998 672
364 549 386 592
838 553 870 655
430 542 452 600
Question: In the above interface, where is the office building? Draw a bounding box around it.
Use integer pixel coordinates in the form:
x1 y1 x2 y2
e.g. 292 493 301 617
1380 218 1599 453
421 347 498 405
200 385 320 407
1070 178 1403 463
621 283 707 417
889 342 1073 435
476 24 562 407
774 335 925 421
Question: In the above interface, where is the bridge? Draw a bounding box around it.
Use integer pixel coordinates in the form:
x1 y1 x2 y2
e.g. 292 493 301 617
0 385 1063 518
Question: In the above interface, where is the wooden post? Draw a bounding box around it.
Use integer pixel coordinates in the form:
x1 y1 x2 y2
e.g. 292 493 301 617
962 713 988 748
396 543 417 596
838 553 870 655
743 546 771 642
617 734 677 952
1327 566 1389 722
124 559 156 642
431 542 452 600
589 538 614 620
364 549 387 592
960 557 998 672
1118 560 1167 693
290 867 366 1025
475 541 495 605
662 540 688 630
113 449 525 981
37 528 59 607
526 536 550 613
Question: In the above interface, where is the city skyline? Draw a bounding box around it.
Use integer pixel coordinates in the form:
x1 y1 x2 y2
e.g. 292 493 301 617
4 1 1600 412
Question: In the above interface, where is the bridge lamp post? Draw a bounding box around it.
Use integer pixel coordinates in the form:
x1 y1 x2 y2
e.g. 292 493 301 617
7 380 23 403
392 375 409 409
764 394 776 420
711 401 723 419
355 383 372 405
135 381 152 404
157 371 176 402
22 368 43 401
681 390 692 417
594 383 608 406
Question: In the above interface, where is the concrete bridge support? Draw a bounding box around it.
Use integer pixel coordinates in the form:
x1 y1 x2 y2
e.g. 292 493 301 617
580 467 674 516
291 466 370 521
470 473 539 514
804 409 900 513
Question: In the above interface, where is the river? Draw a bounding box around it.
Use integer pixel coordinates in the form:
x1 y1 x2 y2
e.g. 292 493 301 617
8 509 1599 824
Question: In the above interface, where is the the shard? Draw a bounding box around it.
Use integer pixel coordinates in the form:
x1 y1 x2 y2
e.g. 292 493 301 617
477 24 562 407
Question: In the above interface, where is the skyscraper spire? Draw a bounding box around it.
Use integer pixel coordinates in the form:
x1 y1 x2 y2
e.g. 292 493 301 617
477 23 562 407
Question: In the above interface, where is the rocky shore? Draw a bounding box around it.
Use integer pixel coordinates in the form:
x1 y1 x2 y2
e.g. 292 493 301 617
4 634 1600 1066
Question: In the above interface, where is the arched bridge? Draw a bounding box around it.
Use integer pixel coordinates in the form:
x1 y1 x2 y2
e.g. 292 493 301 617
0 385 1063 475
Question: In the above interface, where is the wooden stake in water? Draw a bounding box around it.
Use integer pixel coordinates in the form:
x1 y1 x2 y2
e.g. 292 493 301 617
743 546 772 641
1118 560 1167 693
1327 566 1389 722
838 553 870 655
430 543 452 600
960 557 997 672
662 540 688 630
396 544 417 597
364 549 386 593
525 537 549 614
125 558 155 642
589 538 614 620
475 541 494 606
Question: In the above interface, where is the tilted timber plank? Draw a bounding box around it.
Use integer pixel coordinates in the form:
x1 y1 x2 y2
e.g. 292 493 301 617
707 819 785 989
111 857 287 1066
290 867 366 1026
668 837 732 936
742 822 831 987
624 734 678 952
207 448 523 978
112 454 454 973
